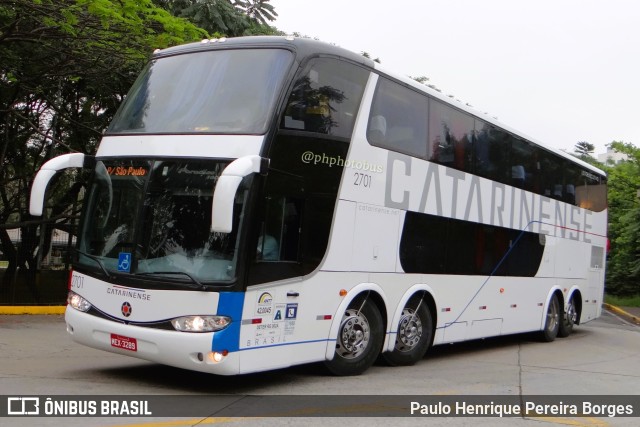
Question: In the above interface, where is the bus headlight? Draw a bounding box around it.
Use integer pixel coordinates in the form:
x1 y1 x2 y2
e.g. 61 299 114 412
67 291 92 312
171 315 231 332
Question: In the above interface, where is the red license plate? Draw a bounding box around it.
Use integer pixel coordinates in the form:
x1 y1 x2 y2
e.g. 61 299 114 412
110 333 137 352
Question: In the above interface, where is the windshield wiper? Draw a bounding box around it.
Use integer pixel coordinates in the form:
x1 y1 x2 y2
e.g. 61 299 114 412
133 271 207 291
74 249 112 279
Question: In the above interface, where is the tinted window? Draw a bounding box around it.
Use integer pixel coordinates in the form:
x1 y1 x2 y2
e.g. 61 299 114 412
428 100 474 170
250 130 350 285
256 195 302 262
363 78 607 212
475 122 511 181
282 58 369 138
511 138 539 192
367 77 428 157
400 211 545 276
109 49 293 134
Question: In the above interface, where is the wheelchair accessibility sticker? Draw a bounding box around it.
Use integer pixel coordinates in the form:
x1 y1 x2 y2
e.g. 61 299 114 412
118 252 131 273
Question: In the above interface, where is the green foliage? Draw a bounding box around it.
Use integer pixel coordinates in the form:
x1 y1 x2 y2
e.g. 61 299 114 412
0 0 281 298
155 0 279 36
573 141 596 163
0 0 205 281
605 141 640 296
0 0 206 187
604 293 640 308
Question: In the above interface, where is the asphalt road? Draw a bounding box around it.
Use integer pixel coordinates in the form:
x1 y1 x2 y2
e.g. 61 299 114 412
0 308 638 427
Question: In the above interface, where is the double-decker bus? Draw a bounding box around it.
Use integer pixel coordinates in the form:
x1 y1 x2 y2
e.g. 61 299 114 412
30 36 607 376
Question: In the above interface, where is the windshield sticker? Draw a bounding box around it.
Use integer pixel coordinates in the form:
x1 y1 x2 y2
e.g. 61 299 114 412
107 166 148 176
286 303 298 320
176 165 221 180
117 252 132 273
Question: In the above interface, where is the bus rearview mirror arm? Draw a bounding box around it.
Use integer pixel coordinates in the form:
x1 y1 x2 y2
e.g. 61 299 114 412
29 153 96 216
211 155 269 233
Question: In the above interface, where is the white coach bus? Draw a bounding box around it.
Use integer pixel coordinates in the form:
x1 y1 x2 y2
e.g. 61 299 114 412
30 36 607 376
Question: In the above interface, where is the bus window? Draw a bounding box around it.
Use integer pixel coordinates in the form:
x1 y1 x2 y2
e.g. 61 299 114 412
367 77 428 158
108 49 293 135
282 58 368 139
474 121 511 182
257 196 302 262
510 138 537 192
428 100 474 170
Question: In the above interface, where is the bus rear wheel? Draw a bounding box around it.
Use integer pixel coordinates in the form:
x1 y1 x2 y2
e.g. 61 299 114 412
382 297 433 366
540 294 560 342
325 297 383 376
558 294 577 337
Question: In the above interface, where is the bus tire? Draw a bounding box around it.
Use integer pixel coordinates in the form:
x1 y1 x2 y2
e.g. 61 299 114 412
325 297 383 376
540 294 560 342
558 293 576 338
382 297 433 366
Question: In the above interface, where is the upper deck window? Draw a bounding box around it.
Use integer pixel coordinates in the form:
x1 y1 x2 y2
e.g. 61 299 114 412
368 77 429 158
108 49 293 135
281 57 369 139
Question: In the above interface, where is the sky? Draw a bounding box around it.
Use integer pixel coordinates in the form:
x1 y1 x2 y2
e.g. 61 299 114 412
269 0 640 156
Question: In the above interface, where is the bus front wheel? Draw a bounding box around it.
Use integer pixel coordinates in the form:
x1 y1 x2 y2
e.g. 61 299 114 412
325 297 383 376
382 297 433 366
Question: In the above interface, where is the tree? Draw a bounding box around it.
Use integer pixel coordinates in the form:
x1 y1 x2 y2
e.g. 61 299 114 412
361 51 381 63
411 76 429 85
154 0 280 36
0 0 205 296
574 141 595 160
605 141 640 296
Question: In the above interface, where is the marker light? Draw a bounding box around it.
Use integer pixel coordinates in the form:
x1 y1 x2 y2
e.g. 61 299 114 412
171 315 231 333
208 350 229 363
67 291 92 312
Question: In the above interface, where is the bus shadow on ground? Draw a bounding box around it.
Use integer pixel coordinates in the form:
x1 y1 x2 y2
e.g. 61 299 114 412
92 362 318 393
89 329 592 393
424 327 591 361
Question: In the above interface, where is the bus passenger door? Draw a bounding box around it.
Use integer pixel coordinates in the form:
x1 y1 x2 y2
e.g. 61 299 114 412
248 170 306 283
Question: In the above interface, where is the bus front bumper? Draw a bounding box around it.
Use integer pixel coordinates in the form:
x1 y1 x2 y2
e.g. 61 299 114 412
65 307 241 375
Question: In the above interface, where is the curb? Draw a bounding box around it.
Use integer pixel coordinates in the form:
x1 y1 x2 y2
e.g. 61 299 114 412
603 303 640 324
0 306 66 315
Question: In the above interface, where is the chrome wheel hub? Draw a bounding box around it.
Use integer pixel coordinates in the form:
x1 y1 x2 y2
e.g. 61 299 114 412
396 308 423 352
336 309 370 359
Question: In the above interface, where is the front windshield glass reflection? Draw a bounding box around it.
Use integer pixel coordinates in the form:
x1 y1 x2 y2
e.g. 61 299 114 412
78 160 248 284
107 48 293 135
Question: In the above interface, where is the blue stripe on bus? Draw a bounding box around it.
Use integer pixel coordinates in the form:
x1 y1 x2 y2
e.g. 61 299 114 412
235 333 394 352
237 338 331 352
211 292 245 352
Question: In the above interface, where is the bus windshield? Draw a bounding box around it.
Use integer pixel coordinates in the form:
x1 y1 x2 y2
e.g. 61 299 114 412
77 159 250 285
107 48 293 135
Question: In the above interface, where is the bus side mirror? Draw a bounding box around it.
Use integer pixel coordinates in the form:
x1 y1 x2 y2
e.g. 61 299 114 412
29 153 95 216
211 155 268 233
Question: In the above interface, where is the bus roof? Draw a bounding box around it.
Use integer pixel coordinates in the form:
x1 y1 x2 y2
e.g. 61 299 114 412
153 35 375 69
153 36 605 178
